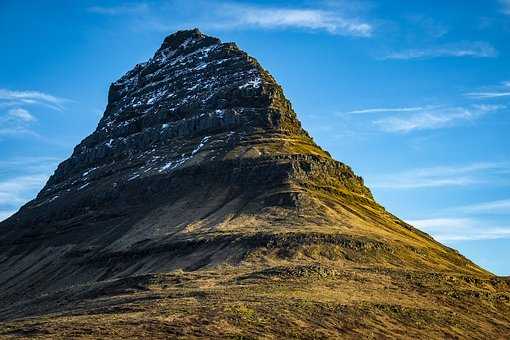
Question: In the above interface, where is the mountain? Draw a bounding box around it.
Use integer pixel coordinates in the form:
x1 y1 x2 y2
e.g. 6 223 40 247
0 29 508 339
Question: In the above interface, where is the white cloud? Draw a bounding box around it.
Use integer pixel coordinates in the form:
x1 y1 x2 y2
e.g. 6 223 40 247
465 92 510 99
7 108 36 122
0 157 58 218
0 174 49 205
0 89 68 139
0 156 59 174
373 104 503 133
87 3 149 15
465 80 510 99
451 199 510 214
0 126 40 138
408 218 472 230
0 89 68 111
406 15 448 38
383 41 497 60
221 5 373 37
369 162 508 189
88 2 373 37
501 0 510 15
407 217 510 241
346 107 426 114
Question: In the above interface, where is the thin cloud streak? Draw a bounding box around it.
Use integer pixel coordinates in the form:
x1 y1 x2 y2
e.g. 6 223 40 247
369 162 508 189
407 217 510 241
501 0 510 15
0 174 49 205
0 156 59 175
0 89 70 140
382 41 497 60
465 92 510 99
465 80 510 99
373 104 504 133
346 107 425 114
87 3 150 15
0 157 58 222
0 89 68 111
408 218 473 229
7 108 36 122
450 199 510 215
219 5 373 37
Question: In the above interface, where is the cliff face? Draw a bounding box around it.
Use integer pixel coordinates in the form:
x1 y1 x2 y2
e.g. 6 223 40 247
0 29 508 338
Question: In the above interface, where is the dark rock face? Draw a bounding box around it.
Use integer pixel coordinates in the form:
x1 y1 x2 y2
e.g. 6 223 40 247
0 30 497 327
47 28 303 185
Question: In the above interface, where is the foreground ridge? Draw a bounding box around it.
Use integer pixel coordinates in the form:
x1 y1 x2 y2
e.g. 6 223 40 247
0 29 508 338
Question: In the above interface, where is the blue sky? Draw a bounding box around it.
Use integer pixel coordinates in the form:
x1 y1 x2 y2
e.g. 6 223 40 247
1 0 509 275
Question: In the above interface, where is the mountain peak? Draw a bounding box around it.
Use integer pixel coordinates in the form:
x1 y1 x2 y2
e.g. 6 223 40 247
0 31 502 337
44 29 332 194
160 28 216 50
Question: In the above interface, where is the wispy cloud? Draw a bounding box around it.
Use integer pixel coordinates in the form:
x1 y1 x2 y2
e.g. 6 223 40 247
369 162 508 189
7 108 36 122
501 0 510 15
408 218 473 229
373 104 503 133
0 174 49 206
406 15 449 38
465 80 510 99
87 1 373 37
346 107 426 114
382 41 497 60
0 156 59 222
0 156 60 175
87 3 150 16
0 107 38 138
407 217 510 241
449 199 510 215
0 88 68 111
218 5 373 37
465 92 510 99
0 89 69 139
0 126 40 139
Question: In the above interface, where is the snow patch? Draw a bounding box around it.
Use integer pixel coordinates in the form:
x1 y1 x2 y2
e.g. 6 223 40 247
78 183 89 190
159 136 211 173
128 174 140 181
215 109 224 119
194 62 208 70
192 136 210 155
159 161 174 172
180 37 193 49
239 77 262 89
82 166 99 177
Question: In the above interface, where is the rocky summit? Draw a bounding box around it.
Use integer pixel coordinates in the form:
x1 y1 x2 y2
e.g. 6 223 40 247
0 29 509 339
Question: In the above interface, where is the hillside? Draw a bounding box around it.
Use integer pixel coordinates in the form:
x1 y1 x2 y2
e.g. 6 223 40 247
0 29 508 339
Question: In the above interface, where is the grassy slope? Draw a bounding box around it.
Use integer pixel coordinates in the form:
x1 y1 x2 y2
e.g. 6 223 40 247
1 264 508 339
